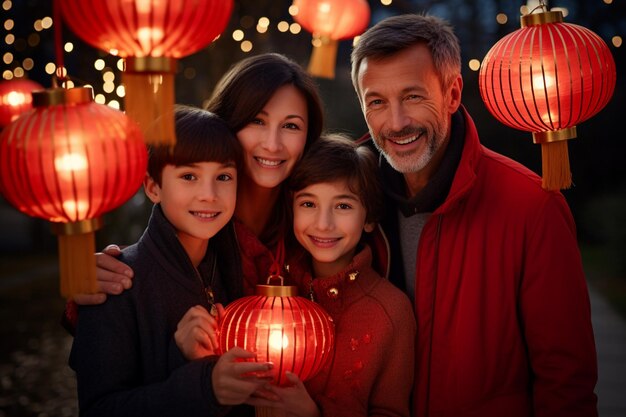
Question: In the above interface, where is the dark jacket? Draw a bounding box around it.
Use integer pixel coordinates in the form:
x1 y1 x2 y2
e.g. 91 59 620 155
69 204 252 417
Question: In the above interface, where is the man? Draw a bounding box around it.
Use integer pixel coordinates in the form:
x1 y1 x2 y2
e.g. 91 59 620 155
352 13 597 417
73 12 598 417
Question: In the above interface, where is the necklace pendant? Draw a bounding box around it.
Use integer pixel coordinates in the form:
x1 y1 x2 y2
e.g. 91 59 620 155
205 287 217 317
209 303 218 317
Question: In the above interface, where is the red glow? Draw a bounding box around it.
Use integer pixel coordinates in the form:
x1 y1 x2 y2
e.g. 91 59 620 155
219 290 334 387
0 79 44 128
0 88 147 223
479 18 616 134
293 0 370 41
58 0 233 58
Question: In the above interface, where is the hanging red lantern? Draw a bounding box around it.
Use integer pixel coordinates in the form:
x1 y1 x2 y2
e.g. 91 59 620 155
58 0 233 147
0 79 44 128
292 0 370 79
479 6 616 190
219 280 334 415
0 87 147 298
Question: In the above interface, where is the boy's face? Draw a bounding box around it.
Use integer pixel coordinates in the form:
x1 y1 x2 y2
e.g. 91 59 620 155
145 161 237 248
293 180 375 278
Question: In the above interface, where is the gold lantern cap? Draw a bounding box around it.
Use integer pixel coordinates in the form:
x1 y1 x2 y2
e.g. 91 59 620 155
32 86 94 107
256 275 298 297
125 56 178 74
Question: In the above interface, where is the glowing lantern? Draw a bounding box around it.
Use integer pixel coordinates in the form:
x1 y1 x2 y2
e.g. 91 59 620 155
0 79 44 128
0 87 147 298
292 0 370 79
58 0 233 147
479 6 616 190
219 280 334 415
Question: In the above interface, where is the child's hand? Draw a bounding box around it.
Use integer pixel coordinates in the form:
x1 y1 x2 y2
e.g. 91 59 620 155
175 304 224 359
246 372 321 417
212 347 274 405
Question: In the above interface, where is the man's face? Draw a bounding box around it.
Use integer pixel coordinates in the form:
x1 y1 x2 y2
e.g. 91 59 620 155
357 43 460 176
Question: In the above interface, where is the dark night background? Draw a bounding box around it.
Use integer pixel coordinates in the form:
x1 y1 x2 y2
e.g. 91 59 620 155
1 1 625 416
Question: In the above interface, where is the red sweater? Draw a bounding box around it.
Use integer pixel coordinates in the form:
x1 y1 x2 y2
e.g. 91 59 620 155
298 245 415 417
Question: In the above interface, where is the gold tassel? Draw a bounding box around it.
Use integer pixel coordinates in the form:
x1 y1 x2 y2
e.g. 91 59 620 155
307 36 339 79
123 57 177 148
52 218 102 299
533 127 576 191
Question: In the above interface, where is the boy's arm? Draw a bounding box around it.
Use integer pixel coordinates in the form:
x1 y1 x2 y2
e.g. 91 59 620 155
70 291 227 417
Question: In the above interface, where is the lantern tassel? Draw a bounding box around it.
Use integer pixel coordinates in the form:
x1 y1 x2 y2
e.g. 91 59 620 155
123 57 177 147
307 37 339 79
52 219 101 298
540 141 572 190
57 231 98 298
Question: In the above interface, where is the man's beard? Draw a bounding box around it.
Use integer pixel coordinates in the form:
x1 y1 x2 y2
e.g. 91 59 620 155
371 116 448 174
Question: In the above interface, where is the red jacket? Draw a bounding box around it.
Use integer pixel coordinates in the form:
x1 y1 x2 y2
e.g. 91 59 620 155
373 107 597 417
300 245 415 417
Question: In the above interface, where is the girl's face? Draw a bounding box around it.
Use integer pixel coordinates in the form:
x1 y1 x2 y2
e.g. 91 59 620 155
237 84 308 189
293 180 375 278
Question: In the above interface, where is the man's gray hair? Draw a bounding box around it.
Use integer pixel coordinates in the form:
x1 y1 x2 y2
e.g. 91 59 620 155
351 14 461 100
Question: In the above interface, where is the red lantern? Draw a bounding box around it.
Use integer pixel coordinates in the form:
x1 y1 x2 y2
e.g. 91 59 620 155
219 281 334 394
293 0 370 79
0 79 44 128
0 87 147 298
479 9 616 190
58 0 233 146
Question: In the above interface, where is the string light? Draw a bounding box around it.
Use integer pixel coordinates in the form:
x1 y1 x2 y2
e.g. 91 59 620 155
232 29 244 41
468 59 480 71
277 21 289 32
241 40 253 52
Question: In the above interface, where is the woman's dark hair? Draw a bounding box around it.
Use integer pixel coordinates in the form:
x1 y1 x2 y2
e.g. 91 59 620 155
206 53 325 245
289 133 383 225
147 105 242 186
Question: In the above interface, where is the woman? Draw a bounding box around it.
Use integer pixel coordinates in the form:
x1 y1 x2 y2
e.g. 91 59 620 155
80 53 324 302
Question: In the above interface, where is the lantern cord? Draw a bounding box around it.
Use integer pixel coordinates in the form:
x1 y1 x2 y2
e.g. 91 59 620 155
53 0 67 86
267 237 286 279
528 0 549 15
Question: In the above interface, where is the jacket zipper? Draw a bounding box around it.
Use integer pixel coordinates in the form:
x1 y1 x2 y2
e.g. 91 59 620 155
424 214 443 417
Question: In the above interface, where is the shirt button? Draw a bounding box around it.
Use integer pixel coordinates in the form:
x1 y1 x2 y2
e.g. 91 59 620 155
327 287 339 298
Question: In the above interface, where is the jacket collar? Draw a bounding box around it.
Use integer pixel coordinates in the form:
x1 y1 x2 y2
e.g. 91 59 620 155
305 245 378 315
435 105 481 214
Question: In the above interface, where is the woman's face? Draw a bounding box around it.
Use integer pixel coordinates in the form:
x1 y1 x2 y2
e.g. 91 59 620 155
237 84 308 189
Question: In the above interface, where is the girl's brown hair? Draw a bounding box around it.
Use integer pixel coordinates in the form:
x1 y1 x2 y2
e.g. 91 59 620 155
289 133 383 225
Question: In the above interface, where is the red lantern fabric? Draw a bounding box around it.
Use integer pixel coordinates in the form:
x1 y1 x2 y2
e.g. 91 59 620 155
293 0 370 41
479 11 616 190
0 87 147 297
293 0 370 79
58 0 232 59
218 284 334 387
58 0 233 147
0 79 43 128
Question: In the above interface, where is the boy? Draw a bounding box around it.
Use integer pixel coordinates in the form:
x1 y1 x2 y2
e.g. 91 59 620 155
70 106 269 417
243 134 416 417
